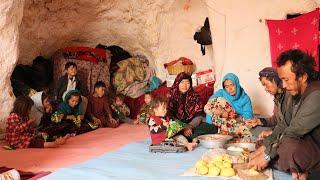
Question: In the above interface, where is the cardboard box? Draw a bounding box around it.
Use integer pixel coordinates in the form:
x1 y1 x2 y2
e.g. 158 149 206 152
196 69 215 85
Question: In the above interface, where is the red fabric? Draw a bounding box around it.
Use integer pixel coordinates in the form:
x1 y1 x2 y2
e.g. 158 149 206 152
63 47 109 63
150 133 166 145
266 8 319 70
149 116 167 145
125 83 214 119
5 113 34 149
163 57 194 68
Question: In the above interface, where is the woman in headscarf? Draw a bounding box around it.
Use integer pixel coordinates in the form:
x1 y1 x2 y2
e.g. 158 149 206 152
167 72 217 143
29 91 54 128
204 73 253 136
245 67 285 139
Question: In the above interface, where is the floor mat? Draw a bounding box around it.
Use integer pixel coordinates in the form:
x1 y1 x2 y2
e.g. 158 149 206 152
43 139 207 180
0 124 149 172
43 139 292 180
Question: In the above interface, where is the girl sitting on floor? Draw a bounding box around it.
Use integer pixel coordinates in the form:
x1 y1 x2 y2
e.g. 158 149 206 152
51 90 96 136
5 96 69 149
148 95 197 151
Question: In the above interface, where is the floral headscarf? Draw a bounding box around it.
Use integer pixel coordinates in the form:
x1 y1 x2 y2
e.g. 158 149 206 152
168 72 203 123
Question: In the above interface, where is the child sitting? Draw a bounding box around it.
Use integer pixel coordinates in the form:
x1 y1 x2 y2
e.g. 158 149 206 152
148 95 197 151
54 61 87 102
135 92 153 124
5 96 69 149
110 94 134 124
204 97 251 138
51 90 96 136
86 81 119 128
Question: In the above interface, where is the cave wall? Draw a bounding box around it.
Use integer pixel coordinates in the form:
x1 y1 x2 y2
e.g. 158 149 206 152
18 0 214 80
0 0 25 135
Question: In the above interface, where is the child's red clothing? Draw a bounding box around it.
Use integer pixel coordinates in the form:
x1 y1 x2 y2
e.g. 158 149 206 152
148 116 168 145
5 113 35 148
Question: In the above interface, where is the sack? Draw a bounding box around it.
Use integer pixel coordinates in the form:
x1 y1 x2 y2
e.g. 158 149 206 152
96 44 132 74
193 17 212 55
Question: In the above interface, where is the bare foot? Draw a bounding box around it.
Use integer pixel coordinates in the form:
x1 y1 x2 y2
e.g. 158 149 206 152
133 119 140 125
292 172 307 180
43 141 59 148
299 172 308 180
186 142 198 151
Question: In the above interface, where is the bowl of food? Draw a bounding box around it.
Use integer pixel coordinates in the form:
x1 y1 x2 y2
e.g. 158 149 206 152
226 146 244 156
197 134 233 149
225 142 256 152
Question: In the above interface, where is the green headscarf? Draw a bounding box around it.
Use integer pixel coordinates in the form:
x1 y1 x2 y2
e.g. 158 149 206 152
57 90 83 116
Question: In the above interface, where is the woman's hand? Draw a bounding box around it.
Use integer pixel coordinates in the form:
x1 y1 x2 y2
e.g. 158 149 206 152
245 118 262 128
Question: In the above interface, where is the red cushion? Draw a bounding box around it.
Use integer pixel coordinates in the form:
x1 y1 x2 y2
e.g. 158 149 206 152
124 83 214 119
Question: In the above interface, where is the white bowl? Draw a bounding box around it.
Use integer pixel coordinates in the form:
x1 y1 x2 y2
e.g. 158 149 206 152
225 142 256 152
198 134 233 149
226 146 244 156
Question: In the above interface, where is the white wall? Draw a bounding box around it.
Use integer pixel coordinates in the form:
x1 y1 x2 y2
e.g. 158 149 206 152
151 0 214 80
206 0 319 115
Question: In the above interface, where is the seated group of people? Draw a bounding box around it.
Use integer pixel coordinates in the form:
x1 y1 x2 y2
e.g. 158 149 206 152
5 61 134 149
147 49 320 179
4 49 320 179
